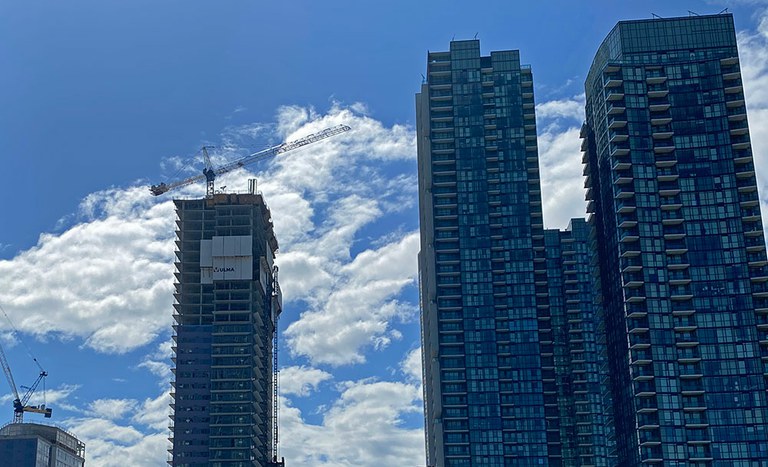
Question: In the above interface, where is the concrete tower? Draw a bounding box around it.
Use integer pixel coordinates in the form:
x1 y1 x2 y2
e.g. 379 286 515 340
169 192 281 467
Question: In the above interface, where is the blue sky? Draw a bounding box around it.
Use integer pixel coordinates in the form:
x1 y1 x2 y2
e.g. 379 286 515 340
2 1 768 465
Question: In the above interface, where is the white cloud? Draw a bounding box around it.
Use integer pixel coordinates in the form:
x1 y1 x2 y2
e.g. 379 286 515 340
538 125 587 229
86 398 138 420
279 377 423 466
531 93 590 229
131 392 172 431
401 347 423 385
137 339 173 385
738 8 768 237
0 186 176 354
535 94 585 122
63 417 168 467
284 232 420 366
280 366 333 397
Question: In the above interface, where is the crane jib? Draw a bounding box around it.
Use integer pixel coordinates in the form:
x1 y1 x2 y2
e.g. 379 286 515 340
149 124 351 196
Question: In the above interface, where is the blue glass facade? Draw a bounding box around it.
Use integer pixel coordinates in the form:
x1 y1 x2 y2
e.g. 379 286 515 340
170 193 281 467
417 40 611 467
583 14 768 466
417 40 547 467
544 220 617 466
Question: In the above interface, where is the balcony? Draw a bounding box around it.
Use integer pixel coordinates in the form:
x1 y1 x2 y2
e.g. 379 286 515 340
610 143 630 157
647 82 668 94
606 89 625 101
621 257 643 273
619 218 639 229
730 119 749 136
749 252 768 267
664 226 686 241
620 242 641 257
649 103 671 112
726 93 746 108
737 177 758 193
608 114 628 129
607 102 626 115
612 159 632 171
674 317 697 332
624 288 647 303
616 199 637 214
613 175 633 187
728 103 748 120
634 381 657 397
651 115 672 126
743 208 762 223
655 155 677 168
735 163 756 179
609 130 629 144
666 241 689 255
668 273 692 285
733 140 752 152
652 124 674 139
619 229 640 243
746 238 767 254
614 186 635 199
734 152 753 165
740 191 760 208
653 141 675 154
658 185 681 197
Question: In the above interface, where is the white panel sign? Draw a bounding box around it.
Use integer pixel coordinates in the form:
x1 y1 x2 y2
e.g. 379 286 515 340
212 236 224 257
212 256 253 281
203 235 253 281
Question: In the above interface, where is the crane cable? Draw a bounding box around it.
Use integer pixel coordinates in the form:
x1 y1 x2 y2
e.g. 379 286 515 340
0 302 44 374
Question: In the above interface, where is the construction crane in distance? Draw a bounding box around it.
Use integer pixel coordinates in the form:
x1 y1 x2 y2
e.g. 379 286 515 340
150 124 352 197
0 345 51 423
0 304 52 424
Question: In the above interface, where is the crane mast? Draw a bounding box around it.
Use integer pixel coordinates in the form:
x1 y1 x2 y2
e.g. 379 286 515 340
150 124 351 197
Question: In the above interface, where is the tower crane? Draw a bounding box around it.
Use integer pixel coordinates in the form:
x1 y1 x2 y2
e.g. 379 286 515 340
150 124 352 197
0 345 51 423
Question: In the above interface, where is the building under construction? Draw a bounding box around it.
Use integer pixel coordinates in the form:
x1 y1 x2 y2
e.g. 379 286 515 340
169 191 282 467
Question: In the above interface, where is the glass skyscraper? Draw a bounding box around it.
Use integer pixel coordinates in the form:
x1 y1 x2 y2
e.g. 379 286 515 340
417 40 610 467
544 220 616 466
583 13 768 465
169 193 281 467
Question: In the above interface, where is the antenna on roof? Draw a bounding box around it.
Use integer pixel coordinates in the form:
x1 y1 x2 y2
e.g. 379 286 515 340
688 10 700 16
474 32 478 39
719 8 729 14
421 73 426 84
651 13 663 19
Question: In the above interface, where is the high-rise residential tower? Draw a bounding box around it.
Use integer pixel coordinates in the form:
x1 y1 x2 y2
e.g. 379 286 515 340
169 192 281 467
417 40 610 467
583 13 768 465
543 219 616 466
